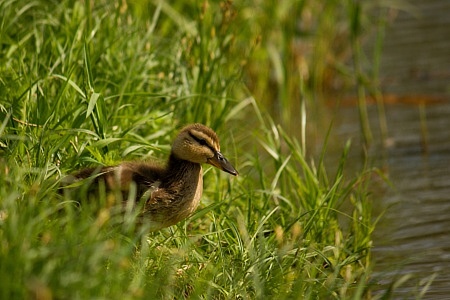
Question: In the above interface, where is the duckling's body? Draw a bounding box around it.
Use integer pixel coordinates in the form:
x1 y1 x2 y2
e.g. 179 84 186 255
69 124 238 231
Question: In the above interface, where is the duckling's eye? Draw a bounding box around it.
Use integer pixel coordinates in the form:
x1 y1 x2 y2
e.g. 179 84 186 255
198 139 208 146
189 132 209 147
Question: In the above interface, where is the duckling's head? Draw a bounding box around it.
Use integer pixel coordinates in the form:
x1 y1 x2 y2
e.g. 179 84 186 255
171 123 238 176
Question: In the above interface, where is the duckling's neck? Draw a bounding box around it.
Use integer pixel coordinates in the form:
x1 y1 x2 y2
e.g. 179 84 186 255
161 153 203 206
146 153 202 228
166 153 202 181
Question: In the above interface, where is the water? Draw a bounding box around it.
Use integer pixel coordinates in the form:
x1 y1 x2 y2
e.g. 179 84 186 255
373 104 450 298
332 103 450 298
332 1 450 297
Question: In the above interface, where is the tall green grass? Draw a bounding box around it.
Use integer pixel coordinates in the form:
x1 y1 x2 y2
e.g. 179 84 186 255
1 0 381 298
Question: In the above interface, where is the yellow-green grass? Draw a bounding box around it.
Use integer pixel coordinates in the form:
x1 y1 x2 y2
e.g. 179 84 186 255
1 0 385 298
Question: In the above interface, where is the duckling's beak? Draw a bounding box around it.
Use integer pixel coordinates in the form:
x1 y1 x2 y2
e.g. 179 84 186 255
208 151 238 176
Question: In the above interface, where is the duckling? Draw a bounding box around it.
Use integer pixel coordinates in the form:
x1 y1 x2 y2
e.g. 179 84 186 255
68 123 238 231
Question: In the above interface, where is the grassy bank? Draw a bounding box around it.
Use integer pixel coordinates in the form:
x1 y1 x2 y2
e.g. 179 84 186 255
1 0 378 298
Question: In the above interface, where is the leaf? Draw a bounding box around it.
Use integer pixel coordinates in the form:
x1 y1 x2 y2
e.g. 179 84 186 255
91 137 122 149
86 92 100 118
52 74 86 98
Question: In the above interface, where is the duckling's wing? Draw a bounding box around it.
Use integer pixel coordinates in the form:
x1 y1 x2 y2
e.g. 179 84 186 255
64 162 165 201
116 162 164 199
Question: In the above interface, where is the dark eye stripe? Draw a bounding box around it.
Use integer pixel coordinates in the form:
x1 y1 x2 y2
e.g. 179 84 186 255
189 132 216 152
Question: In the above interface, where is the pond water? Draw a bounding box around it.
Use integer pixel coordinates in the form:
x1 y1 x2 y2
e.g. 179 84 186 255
331 1 450 298
332 102 450 298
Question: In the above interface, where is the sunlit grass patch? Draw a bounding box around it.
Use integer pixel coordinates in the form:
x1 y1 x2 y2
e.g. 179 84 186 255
0 0 385 298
